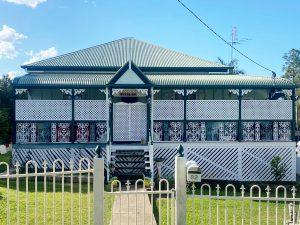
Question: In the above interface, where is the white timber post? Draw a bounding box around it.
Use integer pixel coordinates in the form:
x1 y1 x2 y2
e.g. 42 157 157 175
175 144 187 225
93 156 104 225
149 144 154 181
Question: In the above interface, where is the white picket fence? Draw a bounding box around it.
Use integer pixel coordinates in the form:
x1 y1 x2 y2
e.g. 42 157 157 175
0 158 93 225
0 156 300 224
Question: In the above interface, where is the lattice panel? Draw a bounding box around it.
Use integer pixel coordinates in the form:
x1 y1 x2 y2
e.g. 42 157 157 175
153 142 296 181
242 143 295 181
130 103 147 141
153 100 184 120
74 100 107 121
153 144 179 178
113 103 130 141
186 144 240 180
113 102 147 141
187 100 239 120
16 100 72 121
241 100 293 120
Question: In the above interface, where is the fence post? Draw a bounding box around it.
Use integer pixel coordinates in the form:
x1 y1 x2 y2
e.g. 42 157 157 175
175 144 187 225
93 153 104 225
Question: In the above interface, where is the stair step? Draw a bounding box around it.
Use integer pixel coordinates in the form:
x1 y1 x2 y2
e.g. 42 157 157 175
115 166 145 169
115 161 145 164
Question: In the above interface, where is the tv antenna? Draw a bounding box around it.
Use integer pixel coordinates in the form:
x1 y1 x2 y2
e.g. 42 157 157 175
230 26 251 61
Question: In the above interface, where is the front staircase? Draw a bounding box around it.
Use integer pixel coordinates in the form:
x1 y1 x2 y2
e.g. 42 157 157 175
110 147 151 181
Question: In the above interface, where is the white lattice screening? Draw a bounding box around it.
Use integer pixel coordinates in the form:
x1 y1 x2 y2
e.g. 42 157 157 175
153 100 184 120
74 100 107 121
113 102 147 141
153 142 296 181
187 100 239 120
15 100 72 121
242 100 293 120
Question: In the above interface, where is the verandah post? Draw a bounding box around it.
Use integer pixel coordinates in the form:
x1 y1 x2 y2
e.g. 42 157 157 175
93 146 104 225
175 144 187 225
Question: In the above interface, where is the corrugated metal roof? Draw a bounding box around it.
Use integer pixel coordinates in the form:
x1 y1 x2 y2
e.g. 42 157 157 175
147 74 294 87
13 73 294 88
22 38 226 69
14 73 114 86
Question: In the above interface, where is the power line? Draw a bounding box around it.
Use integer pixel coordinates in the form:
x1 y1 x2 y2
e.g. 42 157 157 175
176 0 276 76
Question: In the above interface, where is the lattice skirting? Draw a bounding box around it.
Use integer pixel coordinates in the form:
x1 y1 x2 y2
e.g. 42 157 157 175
12 145 108 171
153 142 296 181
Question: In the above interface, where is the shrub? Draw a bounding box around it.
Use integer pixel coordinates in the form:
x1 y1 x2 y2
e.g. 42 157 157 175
270 156 287 182
0 108 12 145
144 177 152 189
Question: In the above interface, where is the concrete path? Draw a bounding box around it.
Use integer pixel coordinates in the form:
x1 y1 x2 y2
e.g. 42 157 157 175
110 192 157 225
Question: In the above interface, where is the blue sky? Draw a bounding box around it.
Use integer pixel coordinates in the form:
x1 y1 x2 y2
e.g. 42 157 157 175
0 0 299 78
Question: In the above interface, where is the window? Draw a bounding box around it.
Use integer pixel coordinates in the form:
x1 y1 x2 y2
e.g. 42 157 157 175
153 89 184 100
242 121 291 141
205 122 237 141
75 122 107 143
28 89 71 100
75 89 106 100
153 121 183 141
187 89 237 100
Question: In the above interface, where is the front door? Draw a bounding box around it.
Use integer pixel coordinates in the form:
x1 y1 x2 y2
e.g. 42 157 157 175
113 102 147 142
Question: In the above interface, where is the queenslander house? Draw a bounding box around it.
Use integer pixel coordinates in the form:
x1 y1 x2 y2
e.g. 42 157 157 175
13 38 296 181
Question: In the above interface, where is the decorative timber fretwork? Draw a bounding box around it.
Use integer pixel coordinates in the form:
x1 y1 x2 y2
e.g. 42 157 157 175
74 89 85 95
228 89 252 96
173 89 184 96
15 89 28 95
60 89 72 95
112 89 148 97
186 89 197 95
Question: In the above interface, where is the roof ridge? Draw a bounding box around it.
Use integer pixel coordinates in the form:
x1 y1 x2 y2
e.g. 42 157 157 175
22 37 134 68
133 38 225 67
22 37 229 69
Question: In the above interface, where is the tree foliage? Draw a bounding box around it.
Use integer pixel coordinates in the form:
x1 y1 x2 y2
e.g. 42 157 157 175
270 156 287 182
282 48 300 83
0 75 13 145
217 57 245 74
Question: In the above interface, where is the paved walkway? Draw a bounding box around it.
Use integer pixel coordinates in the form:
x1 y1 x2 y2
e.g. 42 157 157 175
110 191 157 225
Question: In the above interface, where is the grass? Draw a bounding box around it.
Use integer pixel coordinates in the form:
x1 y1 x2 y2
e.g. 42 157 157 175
156 197 290 225
0 151 12 173
0 179 114 225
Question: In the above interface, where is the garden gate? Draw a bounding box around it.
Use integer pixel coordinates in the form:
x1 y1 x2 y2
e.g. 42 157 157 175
1 152 300 225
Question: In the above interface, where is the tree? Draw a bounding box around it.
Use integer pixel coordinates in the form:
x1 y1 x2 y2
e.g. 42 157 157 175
282 49 300 83
217 57 245 74
0 75 13 145
270 156 287 182
282 49 300 127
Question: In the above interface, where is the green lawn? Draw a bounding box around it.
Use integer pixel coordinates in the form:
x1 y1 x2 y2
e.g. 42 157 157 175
0 179 114 225
0 151 12 173
156 196 291 225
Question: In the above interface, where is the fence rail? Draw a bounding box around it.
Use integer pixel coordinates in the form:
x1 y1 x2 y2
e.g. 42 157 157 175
186 183 300 225
1 157 300 225
0 158 93 225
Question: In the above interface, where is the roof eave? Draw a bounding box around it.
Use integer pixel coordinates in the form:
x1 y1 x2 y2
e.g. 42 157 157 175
22 65 231 73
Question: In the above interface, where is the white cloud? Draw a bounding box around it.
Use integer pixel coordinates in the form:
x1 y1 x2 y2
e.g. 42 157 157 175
7 70 23 79
2 0 46 8
0 25 27 59
24 47 57 65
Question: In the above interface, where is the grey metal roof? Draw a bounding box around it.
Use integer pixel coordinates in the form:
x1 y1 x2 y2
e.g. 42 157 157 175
22 38 226 69
147 74 294 88
13 73 295 88
14 73 114 87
